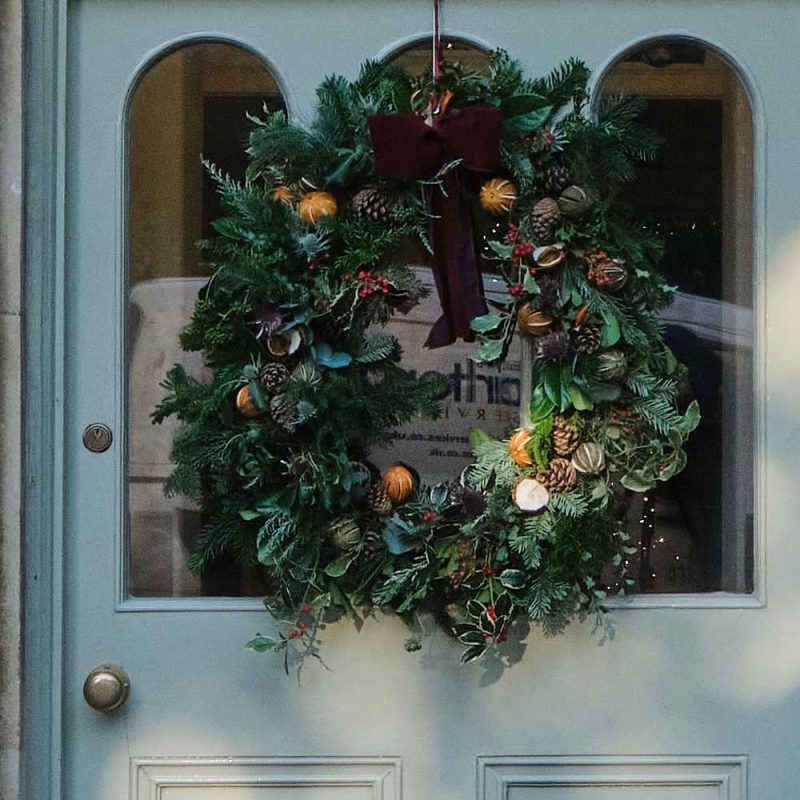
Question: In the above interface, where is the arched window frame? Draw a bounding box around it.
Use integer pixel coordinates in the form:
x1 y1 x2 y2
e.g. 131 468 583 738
590 34 766 608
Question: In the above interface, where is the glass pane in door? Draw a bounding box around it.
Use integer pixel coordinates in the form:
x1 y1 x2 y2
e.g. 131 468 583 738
127 42 284 597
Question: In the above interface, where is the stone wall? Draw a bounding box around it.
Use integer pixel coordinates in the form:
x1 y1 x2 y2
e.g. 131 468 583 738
0 0 24 796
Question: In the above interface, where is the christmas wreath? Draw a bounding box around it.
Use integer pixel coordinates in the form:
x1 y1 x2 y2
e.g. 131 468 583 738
155 51 700 669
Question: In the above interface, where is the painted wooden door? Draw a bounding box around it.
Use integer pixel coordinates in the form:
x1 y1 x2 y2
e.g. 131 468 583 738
61 1 798 799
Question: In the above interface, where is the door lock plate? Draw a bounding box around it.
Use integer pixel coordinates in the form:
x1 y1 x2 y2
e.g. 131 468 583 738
82 423 113 453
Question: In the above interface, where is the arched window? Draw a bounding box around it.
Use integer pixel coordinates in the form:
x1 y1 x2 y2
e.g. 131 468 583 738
598 39 755 594
127 42 284 598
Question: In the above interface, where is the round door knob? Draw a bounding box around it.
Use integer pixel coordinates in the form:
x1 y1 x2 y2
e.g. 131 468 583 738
83 664 130 711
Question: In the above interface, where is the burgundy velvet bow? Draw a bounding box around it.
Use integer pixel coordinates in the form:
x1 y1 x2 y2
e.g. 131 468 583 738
368 106 503 348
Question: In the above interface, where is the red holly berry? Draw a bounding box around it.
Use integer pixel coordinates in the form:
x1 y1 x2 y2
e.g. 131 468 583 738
288 630 300 639
301 604 311 613
509 284 523 296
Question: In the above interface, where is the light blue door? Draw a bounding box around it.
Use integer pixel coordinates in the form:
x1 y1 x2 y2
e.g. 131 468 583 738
62 2 797 798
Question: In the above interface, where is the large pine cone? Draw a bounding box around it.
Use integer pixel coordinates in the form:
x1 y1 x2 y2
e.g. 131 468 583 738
539 457 577 492
529 197 561 242
552 417 580 457
259 362 290 394
544 163 572 195
367 482 392 514
269 394 296 432
573 324 602 354
352 186 395 223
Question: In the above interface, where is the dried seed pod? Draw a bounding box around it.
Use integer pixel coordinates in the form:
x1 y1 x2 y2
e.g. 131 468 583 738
557 185 590 217
516 304 554 336
272 185 295 205
330 518 362 551
533 243 566 269
298 190 337 225
382 464 416 504
266 329 301 357
509 429 534 467
513 477 550 513
479 177 518 216
571 442 606 474
236 385 263 418
595 349 628 382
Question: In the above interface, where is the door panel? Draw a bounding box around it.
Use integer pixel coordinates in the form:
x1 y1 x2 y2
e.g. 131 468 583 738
63 2 799 799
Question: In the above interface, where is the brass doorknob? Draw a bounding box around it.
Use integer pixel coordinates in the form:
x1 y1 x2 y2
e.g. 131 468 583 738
82 664 130 711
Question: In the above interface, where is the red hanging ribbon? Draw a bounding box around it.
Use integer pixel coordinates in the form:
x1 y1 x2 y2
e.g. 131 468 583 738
368 107 503 347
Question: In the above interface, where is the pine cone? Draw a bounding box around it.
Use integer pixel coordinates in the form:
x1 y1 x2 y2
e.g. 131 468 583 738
269 394 296 432
358 528 384 556
540 457 577 492
367 482 392 514
529 197 561 242
573 324 602 354
544 163 572 195
259 362 290 393
552 417 580 457
352 186 395 223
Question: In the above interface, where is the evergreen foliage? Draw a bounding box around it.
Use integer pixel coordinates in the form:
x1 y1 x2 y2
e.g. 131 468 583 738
157 50 699 671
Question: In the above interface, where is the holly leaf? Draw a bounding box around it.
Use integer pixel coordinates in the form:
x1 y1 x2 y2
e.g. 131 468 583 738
471 338 505 363
460 644 487 664
621 471 654 492
523 272 540 293
657 449 688 481
487 240 514 259
499 569 526 590
470 313 504 333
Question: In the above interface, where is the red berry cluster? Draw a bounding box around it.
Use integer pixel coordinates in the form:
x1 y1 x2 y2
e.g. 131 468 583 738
445 539 493 589
422 511 438 523
588 266 618 289
357 270 390 298
507 223 535 276
287 604 313 640
611 406 641 437
508 283 524 297
507 224 533 253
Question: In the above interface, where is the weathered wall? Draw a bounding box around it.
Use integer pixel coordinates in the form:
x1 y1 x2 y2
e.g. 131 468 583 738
0 0 24 796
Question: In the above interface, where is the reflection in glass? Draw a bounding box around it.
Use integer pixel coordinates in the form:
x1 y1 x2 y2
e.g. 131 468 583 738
601 42 754 593
127 43 283 597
